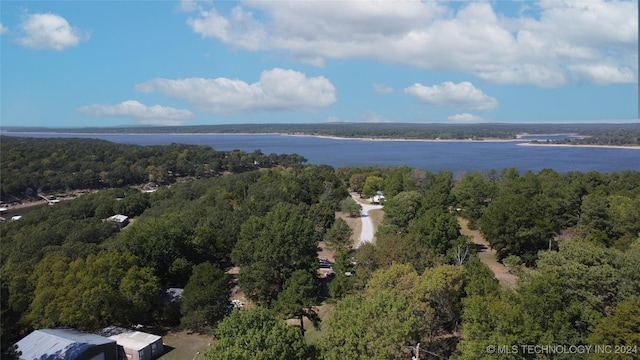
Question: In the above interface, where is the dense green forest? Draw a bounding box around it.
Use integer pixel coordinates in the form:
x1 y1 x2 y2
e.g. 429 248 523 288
0 136 307 201
4 122 640 144
1 137 639 359
1 160 349 350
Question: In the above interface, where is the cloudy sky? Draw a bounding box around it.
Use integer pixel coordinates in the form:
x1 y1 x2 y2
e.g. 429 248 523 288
1 0 638 127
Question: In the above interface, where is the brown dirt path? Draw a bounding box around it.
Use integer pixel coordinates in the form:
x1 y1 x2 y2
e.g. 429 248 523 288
458 218 517 288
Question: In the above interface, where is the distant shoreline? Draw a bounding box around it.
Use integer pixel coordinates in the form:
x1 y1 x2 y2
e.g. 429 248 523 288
302 134 640 148
515 132 587 139
3 130 639 148
517 143 640 150
286 133 523 143
2 130 524 143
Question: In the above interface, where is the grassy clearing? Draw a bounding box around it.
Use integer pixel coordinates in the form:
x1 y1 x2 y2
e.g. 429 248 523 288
368 209 384 243
303 302 336 345
159 331 214 360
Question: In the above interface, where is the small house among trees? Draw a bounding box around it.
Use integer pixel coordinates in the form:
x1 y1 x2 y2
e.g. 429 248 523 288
100 326 164 360
108 331 163 360
371 191 385 204
106 214 129 227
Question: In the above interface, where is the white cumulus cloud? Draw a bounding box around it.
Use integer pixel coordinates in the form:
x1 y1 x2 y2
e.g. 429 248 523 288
177 0 212 13
187 6 267 51
404 82 498 111
0 22 8 35
16 12 89 50
135 68 336 114
77 100 194 126
184 0 638 87
447 113 486 123
568 64 636 85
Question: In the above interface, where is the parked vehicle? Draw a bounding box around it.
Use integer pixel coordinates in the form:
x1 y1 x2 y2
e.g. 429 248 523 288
318 259 333 268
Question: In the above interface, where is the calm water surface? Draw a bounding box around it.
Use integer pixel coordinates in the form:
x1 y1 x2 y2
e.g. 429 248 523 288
3 132 639 174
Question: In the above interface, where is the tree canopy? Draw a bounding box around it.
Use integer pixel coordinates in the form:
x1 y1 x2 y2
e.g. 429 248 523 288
319 292 419 360
275 270 320 334
180 262 232 331
323 218 353 253
207 307 310 360
26 251 159 331
0 136 307 200
232 202 318 305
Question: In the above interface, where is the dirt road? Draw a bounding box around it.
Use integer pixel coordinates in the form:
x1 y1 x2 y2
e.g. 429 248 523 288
458 217 517 288
351 193 383 247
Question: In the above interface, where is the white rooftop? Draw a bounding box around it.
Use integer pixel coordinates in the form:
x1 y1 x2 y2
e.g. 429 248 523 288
109 331 161 351
107 214 128 223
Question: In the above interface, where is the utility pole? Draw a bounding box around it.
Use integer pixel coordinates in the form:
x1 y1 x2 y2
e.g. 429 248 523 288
410 343 449 360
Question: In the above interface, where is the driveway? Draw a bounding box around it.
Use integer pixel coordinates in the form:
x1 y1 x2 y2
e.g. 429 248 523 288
351 193 383 247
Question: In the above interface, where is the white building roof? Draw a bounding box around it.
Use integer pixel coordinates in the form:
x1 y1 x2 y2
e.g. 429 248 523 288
109 331 161 351
107 214 128 223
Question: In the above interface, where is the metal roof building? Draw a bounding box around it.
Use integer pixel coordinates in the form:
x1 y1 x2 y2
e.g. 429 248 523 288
108 331 163 360
106 214 129 227
15 328 118 360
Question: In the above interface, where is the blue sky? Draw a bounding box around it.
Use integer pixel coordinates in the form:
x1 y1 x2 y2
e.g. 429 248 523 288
1 0 638 127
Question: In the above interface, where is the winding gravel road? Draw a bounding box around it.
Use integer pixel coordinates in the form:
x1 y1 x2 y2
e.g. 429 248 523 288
351 193 383 248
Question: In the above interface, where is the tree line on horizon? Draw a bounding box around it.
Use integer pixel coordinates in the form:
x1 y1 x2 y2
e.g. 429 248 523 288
1 137 639 359
5 122 640 145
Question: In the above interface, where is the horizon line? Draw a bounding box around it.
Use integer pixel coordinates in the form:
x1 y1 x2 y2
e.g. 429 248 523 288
2 120 640 130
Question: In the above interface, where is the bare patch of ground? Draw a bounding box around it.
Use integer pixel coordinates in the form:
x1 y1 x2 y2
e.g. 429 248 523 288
349 192 368 205
458 217 518 288
225 267 253 308
317 240 336 263
1 189 99 210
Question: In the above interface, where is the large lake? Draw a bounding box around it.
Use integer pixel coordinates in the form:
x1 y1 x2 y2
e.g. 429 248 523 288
3 132 639 174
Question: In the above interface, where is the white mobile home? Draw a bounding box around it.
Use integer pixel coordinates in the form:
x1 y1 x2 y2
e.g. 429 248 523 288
109 331 163 360
106 214 129 227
